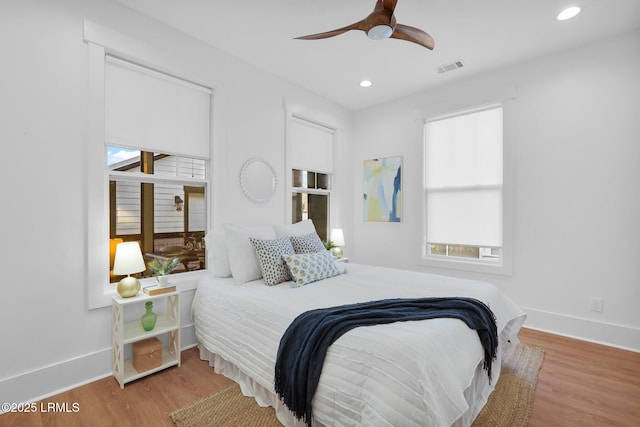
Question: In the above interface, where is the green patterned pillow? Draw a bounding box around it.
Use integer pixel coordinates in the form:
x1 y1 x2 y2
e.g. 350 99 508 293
282 251 341 287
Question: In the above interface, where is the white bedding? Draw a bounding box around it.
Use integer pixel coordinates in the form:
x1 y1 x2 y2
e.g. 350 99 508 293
192 263 526 426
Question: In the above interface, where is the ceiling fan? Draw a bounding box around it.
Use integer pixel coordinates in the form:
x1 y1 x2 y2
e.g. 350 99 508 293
295 0 435 50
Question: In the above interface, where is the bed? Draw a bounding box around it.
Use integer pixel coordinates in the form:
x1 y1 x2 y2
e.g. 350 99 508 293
192 222 526 426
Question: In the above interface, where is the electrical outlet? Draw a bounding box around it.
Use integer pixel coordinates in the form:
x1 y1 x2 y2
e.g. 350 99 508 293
590 297 603 313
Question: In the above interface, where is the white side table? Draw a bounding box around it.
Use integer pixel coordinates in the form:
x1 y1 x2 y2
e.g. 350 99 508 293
112 291 181 388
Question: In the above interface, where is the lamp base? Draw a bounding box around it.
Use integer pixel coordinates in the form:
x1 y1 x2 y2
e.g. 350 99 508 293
331 247 343 259
117 275 141 298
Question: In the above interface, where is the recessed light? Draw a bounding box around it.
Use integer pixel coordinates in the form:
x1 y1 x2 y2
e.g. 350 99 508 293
557 6 581 21
360 80 372 88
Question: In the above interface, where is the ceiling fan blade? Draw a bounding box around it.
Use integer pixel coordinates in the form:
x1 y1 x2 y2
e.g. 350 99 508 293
381 0 398 13
295 21 365 40
391 24 435 50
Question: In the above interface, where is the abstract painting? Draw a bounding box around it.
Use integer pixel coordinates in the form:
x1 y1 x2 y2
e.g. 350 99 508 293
363 156 402 222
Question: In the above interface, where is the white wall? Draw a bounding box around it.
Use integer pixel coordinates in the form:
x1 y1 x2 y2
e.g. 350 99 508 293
350 29 640 351
0 0 352 406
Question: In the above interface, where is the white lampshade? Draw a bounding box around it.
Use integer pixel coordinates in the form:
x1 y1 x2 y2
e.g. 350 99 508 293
113 242 146 275
330 229 345 247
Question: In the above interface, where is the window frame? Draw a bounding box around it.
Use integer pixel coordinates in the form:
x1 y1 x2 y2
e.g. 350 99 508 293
284 109 337 239
86 26 213 309
420 102 513 276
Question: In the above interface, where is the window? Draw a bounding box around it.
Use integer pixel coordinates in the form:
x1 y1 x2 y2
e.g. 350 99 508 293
108 148 208 283
86 35 212 308
286 114 335 241
291 169 330 241
423 105 507 272
104 56 211 280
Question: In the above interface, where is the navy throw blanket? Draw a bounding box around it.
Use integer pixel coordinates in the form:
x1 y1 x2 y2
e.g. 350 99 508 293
274 297 498 426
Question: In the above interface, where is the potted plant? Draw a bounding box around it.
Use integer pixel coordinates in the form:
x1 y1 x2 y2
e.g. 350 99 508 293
323 240 335 251
147 257 180 287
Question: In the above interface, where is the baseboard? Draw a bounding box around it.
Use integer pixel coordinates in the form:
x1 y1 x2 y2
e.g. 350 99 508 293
522 307 640 353
0 347 112 414
0 324 196 414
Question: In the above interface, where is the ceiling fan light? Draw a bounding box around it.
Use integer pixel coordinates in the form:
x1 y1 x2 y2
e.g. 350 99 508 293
367 24 393 40
557 6 581 21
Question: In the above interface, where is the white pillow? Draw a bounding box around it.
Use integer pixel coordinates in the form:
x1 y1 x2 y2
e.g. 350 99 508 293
204 230 232 277
273 219 316 238
223 223 276 284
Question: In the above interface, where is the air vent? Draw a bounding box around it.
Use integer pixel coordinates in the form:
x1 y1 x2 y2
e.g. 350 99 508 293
436 59 464 74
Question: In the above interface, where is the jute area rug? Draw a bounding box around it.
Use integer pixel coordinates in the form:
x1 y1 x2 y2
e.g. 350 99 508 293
171 343 544 427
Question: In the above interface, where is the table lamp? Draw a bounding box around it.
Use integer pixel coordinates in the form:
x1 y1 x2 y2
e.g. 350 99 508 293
113 241 146 298
330 228 345 258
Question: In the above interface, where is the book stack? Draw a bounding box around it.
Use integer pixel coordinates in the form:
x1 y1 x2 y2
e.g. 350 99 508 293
143 285 176 296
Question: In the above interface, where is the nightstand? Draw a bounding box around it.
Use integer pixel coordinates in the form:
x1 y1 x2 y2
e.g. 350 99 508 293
112 291 181 388
334 257 349 263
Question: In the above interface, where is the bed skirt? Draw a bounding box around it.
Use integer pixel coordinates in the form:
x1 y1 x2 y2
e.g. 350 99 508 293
196 340 515 427
198 344 306 427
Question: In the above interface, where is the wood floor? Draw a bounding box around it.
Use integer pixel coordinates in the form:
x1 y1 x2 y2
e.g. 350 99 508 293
1 328 639 426
521 328 640 426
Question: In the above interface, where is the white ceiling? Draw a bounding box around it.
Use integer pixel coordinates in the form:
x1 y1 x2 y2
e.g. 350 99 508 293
114 0 640 111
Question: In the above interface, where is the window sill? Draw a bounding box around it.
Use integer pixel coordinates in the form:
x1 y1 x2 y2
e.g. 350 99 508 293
418 256 512 276
90 269 210 310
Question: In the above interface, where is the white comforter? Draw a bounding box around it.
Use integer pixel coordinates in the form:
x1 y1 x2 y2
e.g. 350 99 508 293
192 263 526 427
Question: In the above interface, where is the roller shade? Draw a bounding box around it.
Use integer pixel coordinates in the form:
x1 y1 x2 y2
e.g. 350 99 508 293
425 106 503 248
290 118 334 173
105 56 211 159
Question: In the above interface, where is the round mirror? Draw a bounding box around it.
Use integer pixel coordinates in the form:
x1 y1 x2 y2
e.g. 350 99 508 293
240 157 278 203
